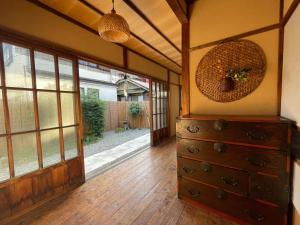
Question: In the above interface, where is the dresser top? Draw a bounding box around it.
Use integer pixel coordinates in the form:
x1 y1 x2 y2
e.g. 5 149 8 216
179 114 294 124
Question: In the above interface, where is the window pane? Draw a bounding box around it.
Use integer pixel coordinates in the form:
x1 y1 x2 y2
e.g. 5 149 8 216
157 114 161 129
0 90 6 134
157 98 161 113
3 43 32 88
0 137 10 182
64 127 78 160
61 93 75 126
153 115 156 131
35 51 56 90
12 132 38 176
152 82 156 97
152 98 156 114
41 129 61 167
38 92 58 129
157 83 160 98
7 90 35 133
59 58 74 91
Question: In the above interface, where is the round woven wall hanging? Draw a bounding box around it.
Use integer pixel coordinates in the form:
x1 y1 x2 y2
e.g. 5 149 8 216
195 40 266 102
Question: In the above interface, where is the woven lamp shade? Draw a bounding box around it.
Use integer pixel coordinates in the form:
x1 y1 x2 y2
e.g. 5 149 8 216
98 9 130 43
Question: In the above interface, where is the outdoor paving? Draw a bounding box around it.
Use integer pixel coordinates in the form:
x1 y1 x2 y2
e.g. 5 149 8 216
84 133 150 179
84 128 150 157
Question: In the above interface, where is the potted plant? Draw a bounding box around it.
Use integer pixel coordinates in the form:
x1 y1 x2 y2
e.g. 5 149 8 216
220 67 251 92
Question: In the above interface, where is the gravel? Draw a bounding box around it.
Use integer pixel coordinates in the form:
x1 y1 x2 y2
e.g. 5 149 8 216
84 128 150 157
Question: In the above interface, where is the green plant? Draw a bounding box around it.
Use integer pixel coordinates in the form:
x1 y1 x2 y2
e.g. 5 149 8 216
82 96 106 145
226 68 251 81
128 102 143 118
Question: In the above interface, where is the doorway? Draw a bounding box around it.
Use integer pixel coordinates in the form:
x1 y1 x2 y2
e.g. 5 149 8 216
78 60 151 178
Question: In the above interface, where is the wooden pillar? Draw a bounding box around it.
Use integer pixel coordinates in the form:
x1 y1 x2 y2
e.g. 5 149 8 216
181 22 190 115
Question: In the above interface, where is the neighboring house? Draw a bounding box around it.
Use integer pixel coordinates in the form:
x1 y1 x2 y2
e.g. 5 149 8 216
116 78 149 102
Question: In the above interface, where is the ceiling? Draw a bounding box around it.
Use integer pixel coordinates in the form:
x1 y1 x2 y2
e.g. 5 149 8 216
35 0 182 73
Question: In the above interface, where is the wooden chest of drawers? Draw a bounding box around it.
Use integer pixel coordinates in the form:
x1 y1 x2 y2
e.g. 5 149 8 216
176 115 293 225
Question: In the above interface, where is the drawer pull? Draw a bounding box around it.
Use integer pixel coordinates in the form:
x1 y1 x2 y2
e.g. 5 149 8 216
216 189 227 200
188 189 201 197
187 146 200 154
214 120 226 131
201 162 212 172
213 142 225 153
221 176 238 187
246 129 269 141
244 209 265 222
245 156 267 167
182 167 194 174
186 126 200 133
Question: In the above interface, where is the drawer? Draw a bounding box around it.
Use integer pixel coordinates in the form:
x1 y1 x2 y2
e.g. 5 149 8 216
178 178 285 225
250 174 290 208
177 139 287 176
178 158 249 196
176 119 289 148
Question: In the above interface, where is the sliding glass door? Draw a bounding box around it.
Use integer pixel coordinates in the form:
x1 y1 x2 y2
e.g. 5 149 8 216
0 41 81 182
150 79 169 146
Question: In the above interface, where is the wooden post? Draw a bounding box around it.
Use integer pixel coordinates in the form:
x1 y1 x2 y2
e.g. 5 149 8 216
181 22 190 115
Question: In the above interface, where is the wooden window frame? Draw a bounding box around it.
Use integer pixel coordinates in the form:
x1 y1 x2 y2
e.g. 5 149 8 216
0 39 82 184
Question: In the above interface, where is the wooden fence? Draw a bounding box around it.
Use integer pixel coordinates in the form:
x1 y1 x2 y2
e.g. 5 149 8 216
103 101 150 131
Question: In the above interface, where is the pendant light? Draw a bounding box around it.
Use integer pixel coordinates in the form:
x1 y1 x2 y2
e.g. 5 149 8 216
98 0 130 43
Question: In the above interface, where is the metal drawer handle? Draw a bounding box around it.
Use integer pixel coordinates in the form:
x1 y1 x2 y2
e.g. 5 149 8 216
214 120 227 131
246 129 269 141
187 146 200 154
244 209 265 222
201 162 212 172
186 126 200 133
221 176 238 187
188 189 201 197
182 167 194 174
245 156 267 167
213 142 225 153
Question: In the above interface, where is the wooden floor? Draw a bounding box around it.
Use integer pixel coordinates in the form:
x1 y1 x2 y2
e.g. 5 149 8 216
8 139 237 225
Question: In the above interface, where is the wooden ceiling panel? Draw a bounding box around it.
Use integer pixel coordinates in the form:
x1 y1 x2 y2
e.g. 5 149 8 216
67 2 100 27
85 0 181 62
131 0 182 49
37 0 182 73
40 0 78 14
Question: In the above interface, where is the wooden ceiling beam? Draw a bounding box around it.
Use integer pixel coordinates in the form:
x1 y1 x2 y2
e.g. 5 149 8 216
78 0 182 68
123 0 181 53
166 0 188 24
27 0 181 75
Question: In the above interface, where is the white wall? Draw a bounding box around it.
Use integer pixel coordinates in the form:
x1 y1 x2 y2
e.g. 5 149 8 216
281 3 300 217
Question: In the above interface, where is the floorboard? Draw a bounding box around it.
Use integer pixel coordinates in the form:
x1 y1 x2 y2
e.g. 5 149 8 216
6 139 237 225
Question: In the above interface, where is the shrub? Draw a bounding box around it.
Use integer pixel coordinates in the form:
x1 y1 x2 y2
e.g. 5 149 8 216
82 96 105 144
128 102 143 118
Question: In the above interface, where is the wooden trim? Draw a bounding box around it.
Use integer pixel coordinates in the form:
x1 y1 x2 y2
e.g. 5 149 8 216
73 59 85 181
167 70 171 137
277 26 284 115
189 23 280 52
77 0 181 68
0 43 15 178
123 47 128 69
123 0 181 54
280 0 284 21
25 0 181 74
149 79 153 146
292 126 300 160
54 55 65 162
30 48 43 169
0 26 177 84
282 0 300 26
166 0 188 24
181 22 190 115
